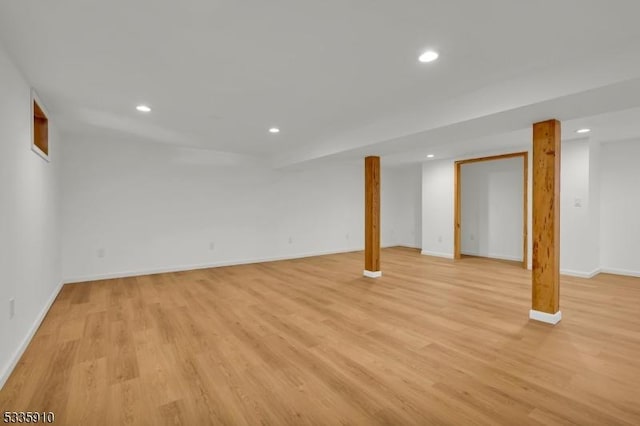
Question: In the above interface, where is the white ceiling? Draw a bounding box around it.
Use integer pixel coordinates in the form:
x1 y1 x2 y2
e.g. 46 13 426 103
1 0 640 167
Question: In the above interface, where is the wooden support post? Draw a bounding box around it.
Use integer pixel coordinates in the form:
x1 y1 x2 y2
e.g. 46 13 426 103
531 119 561 324
454 163 462 260
364 156 381 278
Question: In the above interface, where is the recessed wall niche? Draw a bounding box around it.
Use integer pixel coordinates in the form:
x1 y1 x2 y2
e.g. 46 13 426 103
31 90 49 161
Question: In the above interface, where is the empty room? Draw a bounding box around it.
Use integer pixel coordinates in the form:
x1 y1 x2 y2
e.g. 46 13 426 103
1 1 640 425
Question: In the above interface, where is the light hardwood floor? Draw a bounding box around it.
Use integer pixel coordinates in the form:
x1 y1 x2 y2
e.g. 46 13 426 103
1 247 640 425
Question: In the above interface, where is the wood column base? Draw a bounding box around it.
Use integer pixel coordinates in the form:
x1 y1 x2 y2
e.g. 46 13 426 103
363 270 382 278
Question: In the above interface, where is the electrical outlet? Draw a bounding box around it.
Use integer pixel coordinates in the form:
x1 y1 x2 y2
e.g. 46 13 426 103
470 234 475 241
97 248 106 258
288 237 293 244
9 298 15 319
209 242 215 251
345 233 349 240
438 235 443 243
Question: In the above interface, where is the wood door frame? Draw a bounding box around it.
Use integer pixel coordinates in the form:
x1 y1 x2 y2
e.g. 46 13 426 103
454 152 529 269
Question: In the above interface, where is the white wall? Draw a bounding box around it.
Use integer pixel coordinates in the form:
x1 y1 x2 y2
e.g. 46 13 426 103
382 165 422 249
600 139 640 276
587 138 601 274
559 139 600 276
421 159 455 258
460 157 523 261
61 137 419 282
0 46 62 388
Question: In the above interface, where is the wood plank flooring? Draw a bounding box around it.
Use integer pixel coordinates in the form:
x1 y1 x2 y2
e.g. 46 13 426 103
1 247 640 425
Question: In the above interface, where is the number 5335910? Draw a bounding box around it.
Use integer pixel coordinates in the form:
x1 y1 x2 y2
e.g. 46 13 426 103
3 412 55 423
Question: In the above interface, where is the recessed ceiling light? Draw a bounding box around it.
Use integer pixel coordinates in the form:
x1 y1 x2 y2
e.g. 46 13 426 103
418 50 439 63
269 127 280 134
136 105 151 112
576 128 591 134
427 154 435 158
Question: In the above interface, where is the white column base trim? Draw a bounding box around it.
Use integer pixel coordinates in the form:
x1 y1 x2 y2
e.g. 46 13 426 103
529 310 562 325
363 270 382 278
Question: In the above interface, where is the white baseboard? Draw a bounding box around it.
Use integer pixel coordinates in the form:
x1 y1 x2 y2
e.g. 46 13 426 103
600 267 640 278
529 310 562 325
461 251 522 262
560 268 601 279
382 244 421 250
63 248 366 284
363 270 382 278
420 250 454 259
488 254 522 262
1 280 64 390
397 244 422 250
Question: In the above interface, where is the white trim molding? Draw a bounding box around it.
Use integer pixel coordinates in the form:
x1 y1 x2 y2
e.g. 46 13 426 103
363 270 382 278
461 251 522 262
63 248 364 284
600 268 640 278
560 268 601 279
529 310 562 325
420 250 454 259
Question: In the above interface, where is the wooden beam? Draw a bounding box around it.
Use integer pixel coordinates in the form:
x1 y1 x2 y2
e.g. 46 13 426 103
455 151 529 166
364 156 381 277
531 119 561 323
454 162 461 260
522 152 529 270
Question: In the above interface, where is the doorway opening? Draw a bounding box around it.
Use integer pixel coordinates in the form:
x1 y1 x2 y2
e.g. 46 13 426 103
454 152 528 269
